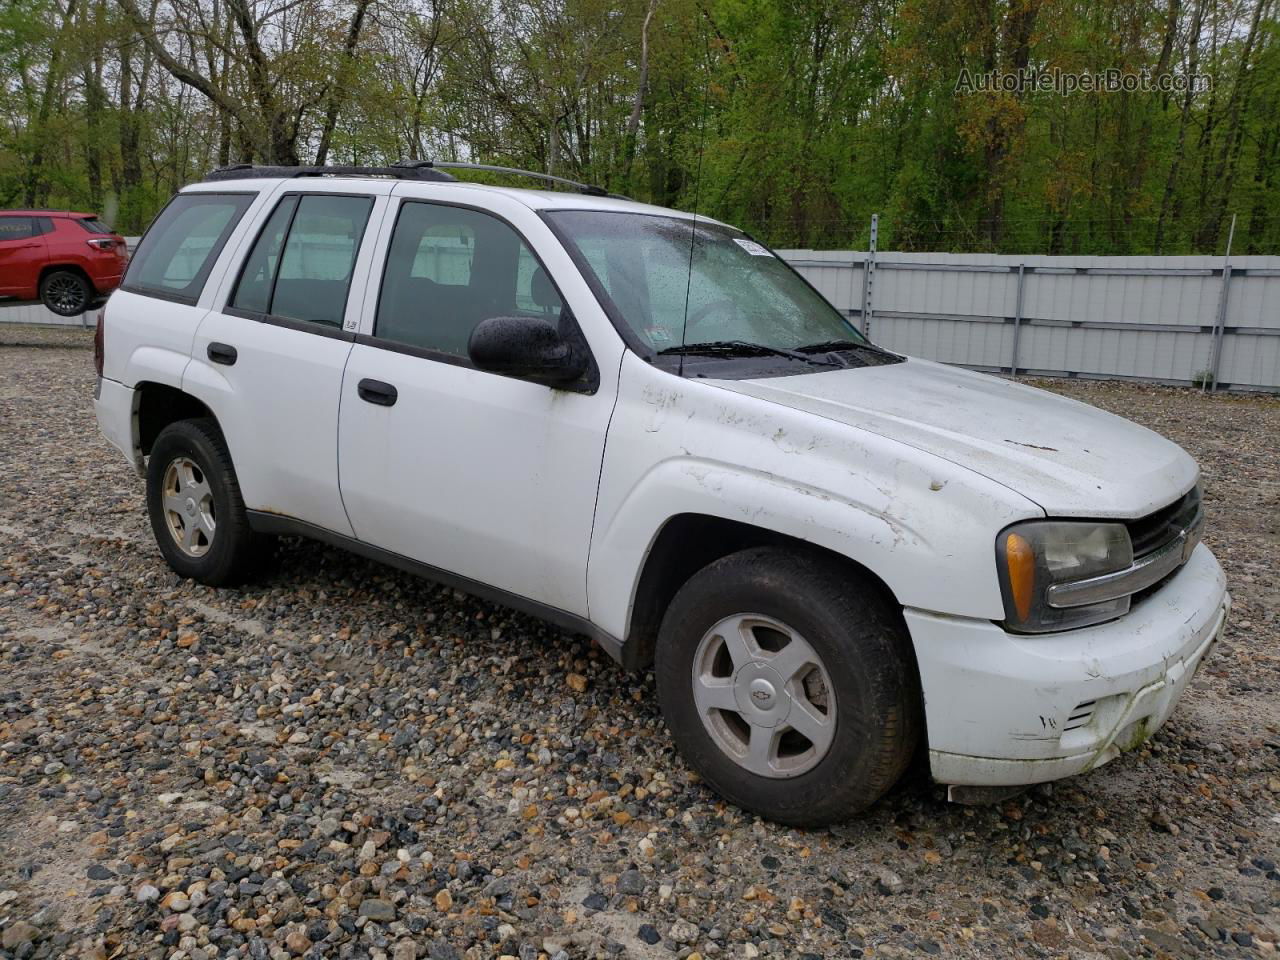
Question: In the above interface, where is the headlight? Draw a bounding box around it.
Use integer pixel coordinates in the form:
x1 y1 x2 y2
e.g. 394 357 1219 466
996 521 1133 632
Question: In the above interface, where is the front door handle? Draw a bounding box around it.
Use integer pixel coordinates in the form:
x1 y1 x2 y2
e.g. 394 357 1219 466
207 342 237 365
358 378 398 406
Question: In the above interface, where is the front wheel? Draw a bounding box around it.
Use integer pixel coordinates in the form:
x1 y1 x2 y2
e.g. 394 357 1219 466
146 418 264 586
655 547 920 826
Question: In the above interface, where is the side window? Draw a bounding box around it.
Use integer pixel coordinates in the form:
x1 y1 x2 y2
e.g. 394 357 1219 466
230 196 298 315
230 194 373 328
409 222 474 285
0 217 35 241
375 202 563 357
74 217 113 235
125 194 254 303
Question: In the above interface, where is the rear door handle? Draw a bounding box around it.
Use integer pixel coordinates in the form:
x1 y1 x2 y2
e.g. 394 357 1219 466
207 342 237 365
358 378 398 406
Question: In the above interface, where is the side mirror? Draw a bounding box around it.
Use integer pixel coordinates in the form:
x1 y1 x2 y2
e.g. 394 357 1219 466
468 315 589 387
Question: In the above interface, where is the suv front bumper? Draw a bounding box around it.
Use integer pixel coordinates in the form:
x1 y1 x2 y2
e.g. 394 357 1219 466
906 543 1229 787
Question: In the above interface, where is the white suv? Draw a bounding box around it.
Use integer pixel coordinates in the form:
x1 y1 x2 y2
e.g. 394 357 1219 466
94 163 1230 825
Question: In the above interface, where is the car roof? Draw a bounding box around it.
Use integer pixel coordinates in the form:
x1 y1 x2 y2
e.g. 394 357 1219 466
181 177 727 228
0 210 98 218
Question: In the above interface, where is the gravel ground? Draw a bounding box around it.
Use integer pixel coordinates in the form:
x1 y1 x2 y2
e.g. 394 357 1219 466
1 331 1277 960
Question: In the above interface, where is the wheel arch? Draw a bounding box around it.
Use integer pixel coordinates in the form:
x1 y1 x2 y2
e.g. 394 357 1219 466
619 512 903 671
134 381 217 457
38 262 93 290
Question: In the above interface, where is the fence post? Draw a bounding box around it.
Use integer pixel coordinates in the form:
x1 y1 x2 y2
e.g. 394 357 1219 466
1010 262 1026 377
1207 213 1237 393
860 214 878 337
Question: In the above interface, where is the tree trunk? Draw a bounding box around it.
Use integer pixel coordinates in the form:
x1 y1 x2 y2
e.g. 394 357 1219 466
622 0 658 186
1154 0 1207 253
315 0 374 165
1244 116 1278 254
1194 0 1270 250
982 0 1040 250
82 21 107 209
25 0 80 206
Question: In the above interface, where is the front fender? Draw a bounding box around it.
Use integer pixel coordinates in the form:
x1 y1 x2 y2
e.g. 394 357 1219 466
587 354 1043 645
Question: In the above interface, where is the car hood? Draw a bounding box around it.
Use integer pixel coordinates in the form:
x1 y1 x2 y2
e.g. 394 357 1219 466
710 358 1197 518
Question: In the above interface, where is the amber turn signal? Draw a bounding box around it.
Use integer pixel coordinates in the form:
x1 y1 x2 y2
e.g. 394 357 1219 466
1004 532 1036 622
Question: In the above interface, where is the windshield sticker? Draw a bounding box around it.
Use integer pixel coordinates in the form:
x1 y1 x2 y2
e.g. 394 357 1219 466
733 238 772 257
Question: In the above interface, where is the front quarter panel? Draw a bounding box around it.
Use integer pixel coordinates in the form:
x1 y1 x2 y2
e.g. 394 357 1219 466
588 353 1044 642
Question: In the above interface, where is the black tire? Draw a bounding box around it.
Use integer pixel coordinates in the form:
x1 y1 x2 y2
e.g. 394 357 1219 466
40 269 91 316
146 418 264 587
655 546 920 826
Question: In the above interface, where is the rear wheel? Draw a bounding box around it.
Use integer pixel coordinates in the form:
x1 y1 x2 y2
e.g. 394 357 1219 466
655 546 920 826
40 269 91 316
146 418 264 586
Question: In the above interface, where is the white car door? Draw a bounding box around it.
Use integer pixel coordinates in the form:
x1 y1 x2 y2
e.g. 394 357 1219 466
185 182 390 537
337 191 620 618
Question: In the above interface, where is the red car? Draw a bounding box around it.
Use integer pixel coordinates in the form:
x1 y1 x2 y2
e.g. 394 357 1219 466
0 210 129 316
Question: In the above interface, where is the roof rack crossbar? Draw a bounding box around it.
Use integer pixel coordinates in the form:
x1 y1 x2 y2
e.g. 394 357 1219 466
201 163 458 183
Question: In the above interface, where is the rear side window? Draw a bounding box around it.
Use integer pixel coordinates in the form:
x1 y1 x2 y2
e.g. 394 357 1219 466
230 194 374 328
0 217 35 241
74 217 113 235
125 193 254 303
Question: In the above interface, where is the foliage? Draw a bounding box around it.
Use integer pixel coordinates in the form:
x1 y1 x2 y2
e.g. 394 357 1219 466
0 0 1275 252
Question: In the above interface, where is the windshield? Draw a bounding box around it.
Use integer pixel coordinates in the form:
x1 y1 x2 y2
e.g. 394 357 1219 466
545 210 869 356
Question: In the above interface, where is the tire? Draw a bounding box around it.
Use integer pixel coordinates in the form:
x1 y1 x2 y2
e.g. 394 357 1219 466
655 546 920 826
40 269 91 316
146 418 264 587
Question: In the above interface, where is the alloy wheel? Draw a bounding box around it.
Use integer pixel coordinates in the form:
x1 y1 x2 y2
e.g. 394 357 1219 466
45 274 87 314
161 456 216 557
691 613 837 778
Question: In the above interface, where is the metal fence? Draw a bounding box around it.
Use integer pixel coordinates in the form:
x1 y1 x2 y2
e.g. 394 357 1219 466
5 240 1278 392
0 302 101 326
777 250 1280 393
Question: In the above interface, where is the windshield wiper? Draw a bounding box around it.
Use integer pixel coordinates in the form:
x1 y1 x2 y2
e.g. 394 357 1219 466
657 340 838 366
795 339 882 355
794 339 904 366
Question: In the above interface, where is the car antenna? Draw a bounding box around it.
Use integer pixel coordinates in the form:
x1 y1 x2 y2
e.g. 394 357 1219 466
678 26 712 379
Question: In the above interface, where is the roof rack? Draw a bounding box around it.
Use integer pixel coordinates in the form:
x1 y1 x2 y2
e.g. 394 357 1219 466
201 163 458 183
412 161 627 199
200 160 628 199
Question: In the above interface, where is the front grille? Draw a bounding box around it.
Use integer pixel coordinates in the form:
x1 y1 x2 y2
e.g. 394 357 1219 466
1127 485 1202 601
1127 486 1200 558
